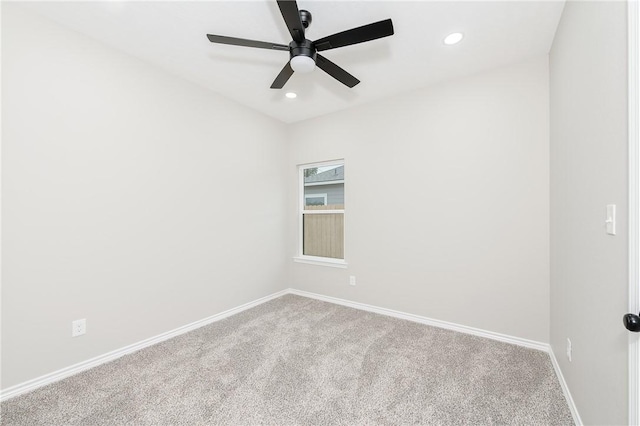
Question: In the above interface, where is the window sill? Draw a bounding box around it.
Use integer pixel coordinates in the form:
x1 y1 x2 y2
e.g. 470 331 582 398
293 256 348 269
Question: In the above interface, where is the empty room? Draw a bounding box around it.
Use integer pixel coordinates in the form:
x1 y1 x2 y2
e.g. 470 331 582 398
1 0 638 424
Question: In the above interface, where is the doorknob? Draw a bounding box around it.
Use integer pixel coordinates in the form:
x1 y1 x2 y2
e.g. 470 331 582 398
624 312 640 332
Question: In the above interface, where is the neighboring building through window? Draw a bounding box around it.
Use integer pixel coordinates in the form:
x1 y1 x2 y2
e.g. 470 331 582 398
299 162 345 262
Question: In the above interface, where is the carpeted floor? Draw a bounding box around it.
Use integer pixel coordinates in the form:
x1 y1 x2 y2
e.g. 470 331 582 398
1 294 573 425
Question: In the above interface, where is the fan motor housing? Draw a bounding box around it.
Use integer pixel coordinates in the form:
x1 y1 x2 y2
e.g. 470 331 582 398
289 39 317 62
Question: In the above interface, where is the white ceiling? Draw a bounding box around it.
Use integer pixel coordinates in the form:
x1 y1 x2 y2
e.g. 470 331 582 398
22 1 565 124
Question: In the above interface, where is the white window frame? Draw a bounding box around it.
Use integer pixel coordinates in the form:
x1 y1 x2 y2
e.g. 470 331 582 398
294 160 347 268
304 193 328 206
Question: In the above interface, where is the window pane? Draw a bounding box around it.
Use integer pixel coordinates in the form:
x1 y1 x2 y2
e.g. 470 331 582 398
305 194 327 207
303 213 344 259
303 165 344 209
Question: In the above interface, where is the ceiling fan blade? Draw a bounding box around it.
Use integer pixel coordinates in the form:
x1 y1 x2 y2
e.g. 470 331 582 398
277 0 305 43
316 54 360 88
270 62 294 89
314 19 394 52
207 34 289 51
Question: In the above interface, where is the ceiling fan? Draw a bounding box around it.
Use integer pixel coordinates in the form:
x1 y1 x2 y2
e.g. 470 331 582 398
206 0 394 89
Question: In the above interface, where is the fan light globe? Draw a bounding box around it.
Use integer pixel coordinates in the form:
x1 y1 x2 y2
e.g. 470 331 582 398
290 55 316 74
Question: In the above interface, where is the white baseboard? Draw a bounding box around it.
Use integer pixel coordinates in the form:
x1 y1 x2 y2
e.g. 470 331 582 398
288 289 549 352
0 289 289 402
1 286 582 426
549 347 583 425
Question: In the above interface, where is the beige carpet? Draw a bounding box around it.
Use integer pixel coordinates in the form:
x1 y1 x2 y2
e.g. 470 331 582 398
1 294 573 425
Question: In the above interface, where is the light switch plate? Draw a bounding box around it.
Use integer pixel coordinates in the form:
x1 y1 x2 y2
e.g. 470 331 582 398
606 204 616 235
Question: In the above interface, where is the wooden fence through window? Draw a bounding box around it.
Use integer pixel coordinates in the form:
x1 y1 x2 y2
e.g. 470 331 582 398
303 205 344 259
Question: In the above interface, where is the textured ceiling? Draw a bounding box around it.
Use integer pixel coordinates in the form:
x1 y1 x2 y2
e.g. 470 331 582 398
21 1 565 123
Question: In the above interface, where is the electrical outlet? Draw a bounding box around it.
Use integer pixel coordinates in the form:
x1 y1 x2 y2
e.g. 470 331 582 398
566 338 572 362
72 319 86 337
349 276 356 286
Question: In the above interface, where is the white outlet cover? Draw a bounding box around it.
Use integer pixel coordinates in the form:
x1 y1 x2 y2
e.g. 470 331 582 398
72 319 86 337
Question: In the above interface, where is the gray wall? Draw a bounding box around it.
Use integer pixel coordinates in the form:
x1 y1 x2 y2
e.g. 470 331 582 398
1 5 289 389
549 1 628 424
288 57 551 344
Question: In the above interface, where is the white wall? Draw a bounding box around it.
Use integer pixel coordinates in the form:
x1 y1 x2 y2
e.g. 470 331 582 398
287 57 551 344
549 1 628 424
1 5 288 389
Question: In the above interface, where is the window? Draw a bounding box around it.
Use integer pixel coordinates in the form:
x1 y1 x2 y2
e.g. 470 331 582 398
296 161 346 267
304 193 327 206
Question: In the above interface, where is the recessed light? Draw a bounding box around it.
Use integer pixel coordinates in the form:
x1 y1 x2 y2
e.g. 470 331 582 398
444 32 464 45
285 92 297 99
